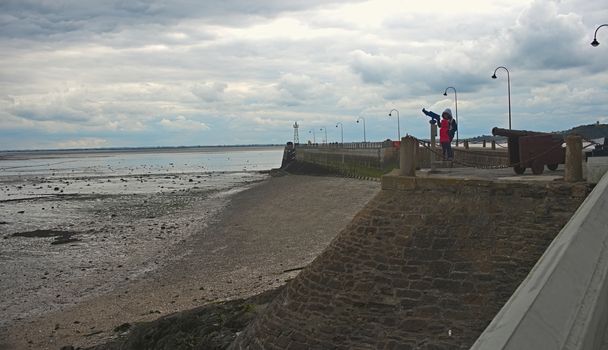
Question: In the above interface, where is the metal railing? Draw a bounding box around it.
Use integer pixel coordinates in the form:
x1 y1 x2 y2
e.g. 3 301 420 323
297 141 390 149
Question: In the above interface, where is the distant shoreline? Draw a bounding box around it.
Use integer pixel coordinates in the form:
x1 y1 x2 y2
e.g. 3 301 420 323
0 145 285 161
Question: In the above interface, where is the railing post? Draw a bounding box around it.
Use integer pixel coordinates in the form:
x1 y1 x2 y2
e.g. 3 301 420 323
491 140 496 150
565 134 583 182
464 140 469 149
483 140 487 148
399 136 417 176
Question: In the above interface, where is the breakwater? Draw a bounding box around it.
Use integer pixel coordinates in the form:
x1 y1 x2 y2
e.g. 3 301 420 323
294 142 398 176
231 175 589 349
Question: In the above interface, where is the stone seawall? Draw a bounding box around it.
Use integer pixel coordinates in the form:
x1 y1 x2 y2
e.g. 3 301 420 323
231 176 589 349
296 145 398 170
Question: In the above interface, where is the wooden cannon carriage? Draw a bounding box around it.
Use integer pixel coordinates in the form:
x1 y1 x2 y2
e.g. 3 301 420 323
492 127 565 175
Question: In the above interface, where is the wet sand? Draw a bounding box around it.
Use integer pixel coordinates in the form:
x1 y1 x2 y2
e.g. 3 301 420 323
0 171 266 329
0 174 379 350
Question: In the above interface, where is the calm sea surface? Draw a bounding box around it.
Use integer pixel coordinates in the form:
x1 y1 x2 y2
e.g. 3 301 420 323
0 146 284 178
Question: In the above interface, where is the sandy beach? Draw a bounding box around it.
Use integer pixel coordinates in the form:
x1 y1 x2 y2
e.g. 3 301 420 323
0 174 379 350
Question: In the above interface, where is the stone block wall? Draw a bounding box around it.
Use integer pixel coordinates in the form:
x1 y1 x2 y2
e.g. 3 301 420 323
231 177 589 350
296 146 396 170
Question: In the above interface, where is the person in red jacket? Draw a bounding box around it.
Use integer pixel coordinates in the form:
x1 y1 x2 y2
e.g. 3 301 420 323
439 109 453 160
422 107 454 160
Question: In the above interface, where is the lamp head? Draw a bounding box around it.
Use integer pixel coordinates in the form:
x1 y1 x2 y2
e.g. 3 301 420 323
491 74 497 79
335 124 338 128
591 38 600 47
388 112 392 116
356 120 359 123
443 92 447 96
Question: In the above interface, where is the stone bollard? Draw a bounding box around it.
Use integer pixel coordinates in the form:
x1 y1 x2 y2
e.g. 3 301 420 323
464 140 469 149
399 136 417 177
565 134 583 182
491 140 496 150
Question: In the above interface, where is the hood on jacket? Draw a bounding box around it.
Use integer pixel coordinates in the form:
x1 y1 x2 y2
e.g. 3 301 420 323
442 108 453 119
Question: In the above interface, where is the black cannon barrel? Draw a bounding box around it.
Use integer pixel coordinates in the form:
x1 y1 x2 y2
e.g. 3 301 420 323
492 127 546 138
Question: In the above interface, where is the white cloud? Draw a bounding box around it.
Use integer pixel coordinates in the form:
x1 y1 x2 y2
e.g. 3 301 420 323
55 137 108 149
191 82 227 102
159 115 210 130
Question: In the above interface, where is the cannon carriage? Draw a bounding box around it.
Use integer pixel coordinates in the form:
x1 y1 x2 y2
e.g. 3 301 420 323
492 127 565 175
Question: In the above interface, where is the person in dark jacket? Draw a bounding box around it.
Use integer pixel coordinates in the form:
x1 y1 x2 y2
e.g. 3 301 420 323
422 108 454 160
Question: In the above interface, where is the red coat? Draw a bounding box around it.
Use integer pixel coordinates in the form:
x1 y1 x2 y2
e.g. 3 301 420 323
439 119 450 143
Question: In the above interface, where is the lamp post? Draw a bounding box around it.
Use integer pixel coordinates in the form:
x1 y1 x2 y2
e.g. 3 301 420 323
591 24 608 46
335 122 344 144
356 117 366 143
320 127 328 144
492 66 512 130
388 109 400 140
308 129 316 144
443 86 459 145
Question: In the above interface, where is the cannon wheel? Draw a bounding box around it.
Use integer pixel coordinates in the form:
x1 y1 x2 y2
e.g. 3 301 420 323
547 163 559 171
531 162 544 175
513 165 526 174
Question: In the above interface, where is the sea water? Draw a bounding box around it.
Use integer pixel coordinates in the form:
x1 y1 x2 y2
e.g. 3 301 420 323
0 146 283 200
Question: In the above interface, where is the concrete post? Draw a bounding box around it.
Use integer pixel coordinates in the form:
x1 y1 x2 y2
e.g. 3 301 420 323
565 134 583 182
399 136 417 177
491 140 496 150
464 140 469 149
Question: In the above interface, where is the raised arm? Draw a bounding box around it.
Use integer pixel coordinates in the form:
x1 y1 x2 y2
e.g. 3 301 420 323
421 108 440 119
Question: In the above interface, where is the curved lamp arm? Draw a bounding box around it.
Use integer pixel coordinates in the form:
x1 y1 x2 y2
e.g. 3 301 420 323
388 109 400 140
591 24 608 47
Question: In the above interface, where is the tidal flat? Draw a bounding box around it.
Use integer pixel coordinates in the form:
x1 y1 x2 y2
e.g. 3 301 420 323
0 169 268 330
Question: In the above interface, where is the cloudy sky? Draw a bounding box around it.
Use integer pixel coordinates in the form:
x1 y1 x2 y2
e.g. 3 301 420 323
1 0 607 149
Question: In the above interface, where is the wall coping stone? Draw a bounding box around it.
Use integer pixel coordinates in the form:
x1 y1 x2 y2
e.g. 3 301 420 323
381 170 587 195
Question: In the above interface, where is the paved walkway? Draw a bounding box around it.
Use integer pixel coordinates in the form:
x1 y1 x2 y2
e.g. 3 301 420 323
417 165 568 182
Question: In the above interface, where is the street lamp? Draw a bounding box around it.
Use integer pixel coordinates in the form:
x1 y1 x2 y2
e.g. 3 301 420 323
308 129 316 144
320 127 328 144
335 122 344 144
591 24 608 47
388 109 400 140
443 86 459 145
356 117 366 143
492 66 512 130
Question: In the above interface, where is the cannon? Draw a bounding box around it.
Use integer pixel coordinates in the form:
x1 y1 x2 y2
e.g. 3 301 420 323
492 127 565 175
